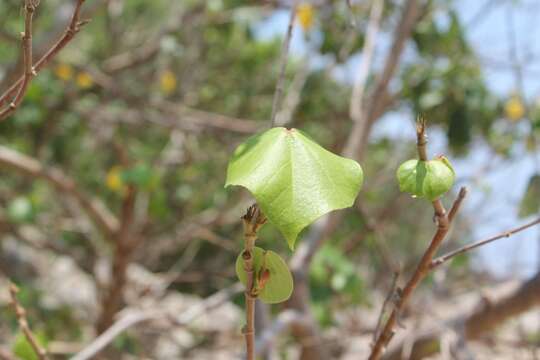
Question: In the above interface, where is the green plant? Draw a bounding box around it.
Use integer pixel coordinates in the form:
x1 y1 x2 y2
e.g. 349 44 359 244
225 126 363 359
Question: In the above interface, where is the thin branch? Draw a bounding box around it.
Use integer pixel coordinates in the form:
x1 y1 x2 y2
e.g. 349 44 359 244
274 56 310 127
9 283 50 360
96 183 139 334
346 0 421 160
447 187 468 223
270 4 297 127
373 271 400 343
72 283 243 360
0 145 119 239
254 309 304 356
384 271 540 359
101 4 188 73
431 217 540 269
368 121 467 360
241 205 267 360
416 117 428 161
349 0 384 124
0 0 89 118
0 1 38 121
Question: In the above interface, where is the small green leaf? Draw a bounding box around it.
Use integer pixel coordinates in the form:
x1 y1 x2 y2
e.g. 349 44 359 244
226 127 363 248
235 247 293 304
518 174 540 218
397 157 455 200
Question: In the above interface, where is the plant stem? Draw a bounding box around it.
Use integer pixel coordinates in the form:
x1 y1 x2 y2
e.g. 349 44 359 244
368 120 467 360
270 4 297 128
0 0 89 121
430 216 540 269
9 283 50 360
241 205 266 360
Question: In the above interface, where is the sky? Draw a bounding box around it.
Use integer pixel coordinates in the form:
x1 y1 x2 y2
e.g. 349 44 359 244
252 0 540 278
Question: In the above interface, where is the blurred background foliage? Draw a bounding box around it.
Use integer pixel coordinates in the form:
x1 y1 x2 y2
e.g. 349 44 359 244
0 0 539 358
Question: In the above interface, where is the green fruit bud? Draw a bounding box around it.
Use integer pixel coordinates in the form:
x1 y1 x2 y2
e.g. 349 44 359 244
396 157 455 201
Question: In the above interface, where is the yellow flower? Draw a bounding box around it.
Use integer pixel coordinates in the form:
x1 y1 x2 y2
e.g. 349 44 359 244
297 3 315 32
106 166 126 194
76 72 94 89
504 95 525 122
54 63 73 81
160 70 177 95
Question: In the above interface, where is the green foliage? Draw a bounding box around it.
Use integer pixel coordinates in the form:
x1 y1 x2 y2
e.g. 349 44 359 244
7 197 35 223
311 244 365 302
12 332 48 360
121 163 158 191
226 127 363 248
403 8 500 154
397 157 455 200
235 247 293 304
519 174 540 218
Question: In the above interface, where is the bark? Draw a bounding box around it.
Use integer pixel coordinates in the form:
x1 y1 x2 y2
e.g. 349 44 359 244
383 271 540 360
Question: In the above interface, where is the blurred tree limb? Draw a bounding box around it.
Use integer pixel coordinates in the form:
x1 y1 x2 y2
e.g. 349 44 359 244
284 1 424 358
0 0 89 121
0 145 119 238
383 270 540 360
9 282 50 360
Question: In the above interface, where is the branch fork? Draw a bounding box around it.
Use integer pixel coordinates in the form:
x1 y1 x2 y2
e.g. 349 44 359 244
368 119 468 360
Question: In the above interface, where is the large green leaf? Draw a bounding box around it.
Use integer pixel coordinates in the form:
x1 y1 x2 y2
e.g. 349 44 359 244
235 247 293 304
226 127 363 248
397 157 455 201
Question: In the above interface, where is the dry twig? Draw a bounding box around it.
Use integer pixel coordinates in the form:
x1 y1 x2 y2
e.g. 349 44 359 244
72 283 243 360
368 120 467 360
9 283 50 360
430 216 540 269
0 145 119 238
0 0 89 121
270 4 297 127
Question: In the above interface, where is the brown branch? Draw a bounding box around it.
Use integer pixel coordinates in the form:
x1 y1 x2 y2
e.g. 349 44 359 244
0 145 119 239
0 1 38 121
0 0 89 118
9 283 50 360
346 0 421 161
383 271 540 360
101 4 191 73
75 67 260 133
373 271 400 343
430 216 540 270
284 2 423 358
368 121 467 360
270 4 297 127
348 0 384 129
447 187 468 223
415 117 428 161
274 56 310 127
0 348 15 360
96 184 139 334
72 283 243 360
241 205 267 360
